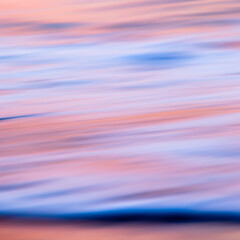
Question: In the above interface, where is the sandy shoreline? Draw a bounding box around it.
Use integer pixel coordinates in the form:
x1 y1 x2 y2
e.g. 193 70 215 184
0 222 240 240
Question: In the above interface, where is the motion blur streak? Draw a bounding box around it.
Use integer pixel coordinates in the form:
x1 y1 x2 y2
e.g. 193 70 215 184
0 0 240 239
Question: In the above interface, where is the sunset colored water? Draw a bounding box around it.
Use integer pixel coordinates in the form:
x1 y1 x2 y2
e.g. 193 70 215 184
1 0 240 239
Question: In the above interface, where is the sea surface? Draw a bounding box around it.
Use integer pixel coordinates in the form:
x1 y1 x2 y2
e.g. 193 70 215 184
0 0 240 238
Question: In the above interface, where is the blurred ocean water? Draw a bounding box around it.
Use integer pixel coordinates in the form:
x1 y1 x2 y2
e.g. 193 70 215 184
0 0 240 223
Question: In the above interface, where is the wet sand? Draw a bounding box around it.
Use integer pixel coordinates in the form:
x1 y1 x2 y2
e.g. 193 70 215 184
0 222 240 240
